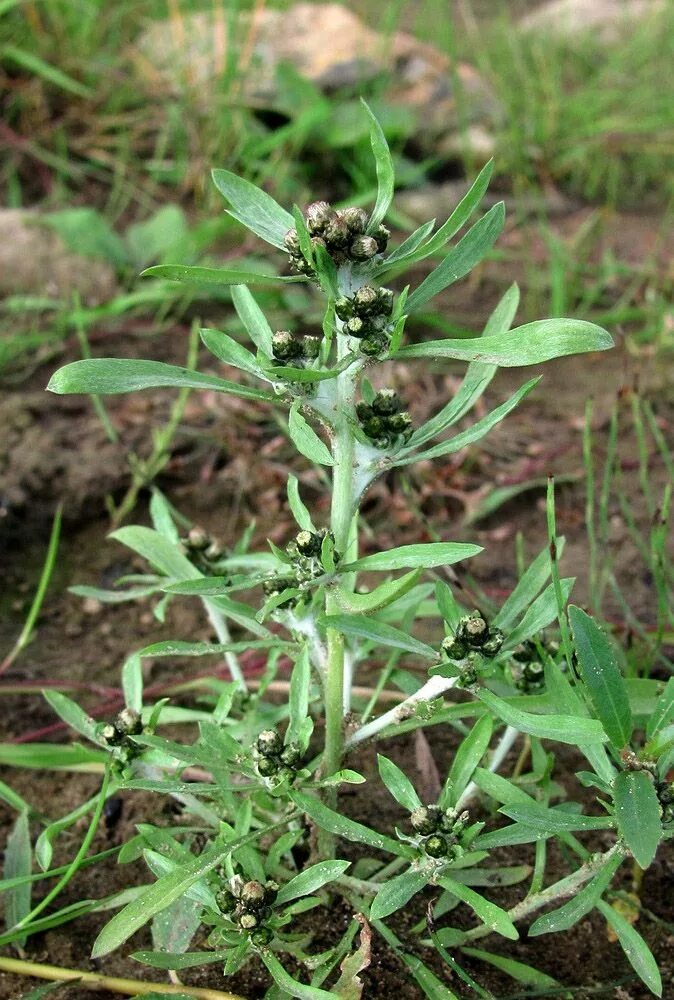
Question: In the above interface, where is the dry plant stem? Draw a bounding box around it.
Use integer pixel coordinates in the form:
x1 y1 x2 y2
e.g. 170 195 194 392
205 601 246 690
0 956 244 999
346 675 457 749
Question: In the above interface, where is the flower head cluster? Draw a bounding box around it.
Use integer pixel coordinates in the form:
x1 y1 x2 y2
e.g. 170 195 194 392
216 875 278 946
270 330 321 368
508 639 558 693
183 526 224 570
101 708 144 769
410 805 469 861
336 284 395 357
658 782 674 827
284 202 389 276
356 389 412 448
262 530 334 609
254 729 303 779
442 612 505 662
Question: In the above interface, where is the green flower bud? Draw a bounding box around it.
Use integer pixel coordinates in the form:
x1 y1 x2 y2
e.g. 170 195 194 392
262 574 297 598
323 214 351 249
346 316 368 339
302 336 321 360
216 888 237 913
280 743 302 768
117 708 142 736
340 206 369 235
335 297 353 321
481 628 505 658
356 401 374 422
350 235 379 261
353 285 379 315
284 229 301 254
238 912 259 930
363 415 385 438
359 335 388 357
187 526 210 549
387 411 412 436
251 927 273 947
305 201 333 235
411 805 442 836
373 224 390 253
102 723 123 746
205 540 224 561
458 612 489 647
241 881 267 907
371 389 401 416
256 756 279 778
370 314 388 333
257 729 282 756
271 330 302 361
424 834 448 858
229 875 245 898
441 635 468 661
376 287 395 315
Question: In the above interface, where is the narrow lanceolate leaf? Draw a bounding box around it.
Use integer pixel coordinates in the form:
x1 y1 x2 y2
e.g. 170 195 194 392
288 405 334 466
500 801 614 834
444 715 493 805
597 899 662 996
504 577 575 648
383 219 436 267
493 543 561 631
569 605 633 749
231 284 274 355
200 328 267 380
377 755 422 812
320 615 437 659
413 160 495 262
4 811 31 942
141 264 305 285
275 859 351 906
461 947 558 989
394 319 614 366
47 359 274 402
476 690 608 745
339 542 482 573
110 526 198 580
336 569 422 615
369 867 428 920
528 850 624 936
613 771 662 870
211 169 294 249
362 100 395 233
287 475 314 532
261 951 335 999
286 648 311 748
406 203 505 313
290 791 414 859
43 691 99 744
437 876 518 940
647 676 674 738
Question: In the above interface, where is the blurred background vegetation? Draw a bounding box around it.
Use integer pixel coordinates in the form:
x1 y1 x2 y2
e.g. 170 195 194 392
1 0 673 373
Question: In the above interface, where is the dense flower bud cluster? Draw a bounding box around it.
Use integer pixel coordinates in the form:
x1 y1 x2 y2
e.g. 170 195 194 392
262 530 334 609
271 330 321 368
216 875 278 945
442 612 505 662
410 805 469 861
336 284 395 357
183 526 224 570
508 639 558 693
254 728 303 779
284 203 389 277
657 782 674 826
262 574 300 608
356 389 412 448
101 709 144 768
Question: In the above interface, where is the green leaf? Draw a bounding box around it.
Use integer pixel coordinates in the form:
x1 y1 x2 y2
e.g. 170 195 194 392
335 570 422 615
231 284 274 355
136 639 279 657
476 690 608 745
287 475 314 532
211 169 294 249
394 319 614 366
42 690 99 743
122 655 142 715
462 947 558 988
384 219 436 267
200 328 267 379
47 359 274 402
362 100 395 233
377 755 422 812
0 744 106 770
276 859 351 906
339 542 481 573
406 203 505 313
320 615 437 659
4 811 31 944
290 791 413 858
396 379 539 466
132 949 229 969
529 850 624 936
151 892 202 956
505 577 575 648
41 207 126 264
288 405 334 466
413 160 494 261
261 952 335 999
401 953 460 999
437 876 518 939
370 867 428 920
597 899 662 996
569 605 633 749
2 44 93 98
141 264 304 285
647 677 674 738
613 771 662 870
110 526 198 580
493 543 560 630
287 649 311 749
500 801 613 833
444 715 493 805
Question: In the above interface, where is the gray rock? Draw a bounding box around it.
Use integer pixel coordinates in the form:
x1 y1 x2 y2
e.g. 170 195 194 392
520 0 666 43
133 3 500 160
0 209 118 304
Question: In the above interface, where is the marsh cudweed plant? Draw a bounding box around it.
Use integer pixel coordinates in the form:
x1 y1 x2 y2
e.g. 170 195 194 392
3 104 672 998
